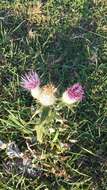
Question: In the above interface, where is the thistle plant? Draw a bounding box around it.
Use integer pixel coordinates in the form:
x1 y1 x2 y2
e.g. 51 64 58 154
21 71 85 143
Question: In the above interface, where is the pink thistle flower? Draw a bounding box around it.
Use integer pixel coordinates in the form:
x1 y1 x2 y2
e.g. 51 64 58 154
21 71 41 99
21 71 40 90
62 83 84 104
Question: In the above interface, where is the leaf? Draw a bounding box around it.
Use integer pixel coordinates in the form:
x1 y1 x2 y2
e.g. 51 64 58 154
52 131 59 142
1 109 33 135
35 125 45 144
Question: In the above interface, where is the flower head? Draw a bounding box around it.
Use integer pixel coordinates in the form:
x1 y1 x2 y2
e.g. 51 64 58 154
21 71 40 90
39 84 56 106
62 83 84 104
21 71 41 99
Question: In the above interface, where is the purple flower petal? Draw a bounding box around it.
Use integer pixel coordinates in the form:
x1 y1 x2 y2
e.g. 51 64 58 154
21 71 40 90
67 83 84 102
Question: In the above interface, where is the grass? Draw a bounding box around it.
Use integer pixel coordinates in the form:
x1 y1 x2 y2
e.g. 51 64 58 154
0 0 107 189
